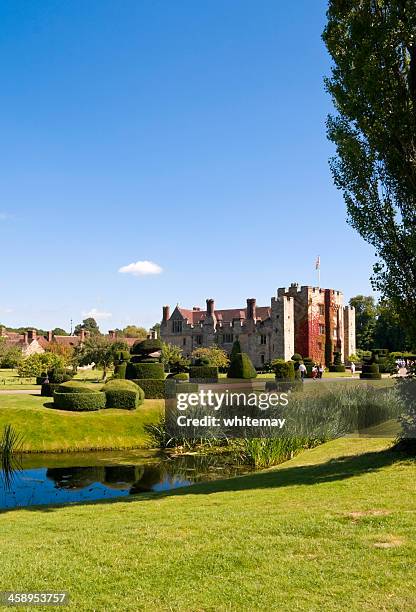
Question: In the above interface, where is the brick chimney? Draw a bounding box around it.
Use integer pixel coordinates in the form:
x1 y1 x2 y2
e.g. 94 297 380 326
162 305 170 322
206 299 215 317
27 329 37 342
108 330 116 339
0 326 5 337
247 298 257 320
47 330 53 342
78 329 85 342
23 332 28 344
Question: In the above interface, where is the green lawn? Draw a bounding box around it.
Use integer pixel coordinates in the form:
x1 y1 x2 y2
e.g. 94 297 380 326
0 395 163 452
1 437 414 610
0 368 38 390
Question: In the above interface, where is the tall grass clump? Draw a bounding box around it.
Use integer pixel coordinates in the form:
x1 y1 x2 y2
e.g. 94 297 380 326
0 425 24 490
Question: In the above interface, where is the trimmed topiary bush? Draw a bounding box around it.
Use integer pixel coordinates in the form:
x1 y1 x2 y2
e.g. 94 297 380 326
272 359 295 380
227 353 257 379
131 338 162 356
114 363 127 379
172 373 189 381
360 362 382 380
41 382 60 397
56 381 100 394
53 391 106 411
125 362 164 380
113 350 130 363
175 382 199 393
291 353 302 362
328 364 346 373
189 366 218 383
230 339 242 361
103 378 144 409
132 379 167 399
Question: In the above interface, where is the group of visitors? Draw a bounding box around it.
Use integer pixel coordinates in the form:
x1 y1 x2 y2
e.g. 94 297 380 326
298 362 325 380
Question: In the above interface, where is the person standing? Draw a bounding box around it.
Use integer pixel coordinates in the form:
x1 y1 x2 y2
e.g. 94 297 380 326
299 361 307 381
350 362 356 376
318 363 324 379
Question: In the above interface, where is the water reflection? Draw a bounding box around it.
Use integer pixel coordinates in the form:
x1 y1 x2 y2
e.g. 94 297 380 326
0 452 249 510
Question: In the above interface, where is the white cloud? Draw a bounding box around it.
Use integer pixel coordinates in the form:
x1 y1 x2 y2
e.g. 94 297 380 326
118 260 163 277
82 308 112 320
0 307 13 314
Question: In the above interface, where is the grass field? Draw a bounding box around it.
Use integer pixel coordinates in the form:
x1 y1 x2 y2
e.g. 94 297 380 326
0 395 163 452
1 437 414 610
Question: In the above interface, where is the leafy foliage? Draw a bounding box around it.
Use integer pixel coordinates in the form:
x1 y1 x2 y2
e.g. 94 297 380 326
18 353 65 378
191 346 230 369
323 1 416 345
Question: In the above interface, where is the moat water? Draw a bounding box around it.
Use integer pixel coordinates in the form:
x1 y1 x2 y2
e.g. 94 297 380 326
0 450 250 510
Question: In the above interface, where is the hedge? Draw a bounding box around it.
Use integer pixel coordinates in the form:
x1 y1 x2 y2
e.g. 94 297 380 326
172 373 189 381
272 359 295 380
126 362 165 380
328 364 346 373
102 379 144 409
360 363 382 380
175 382 199 394
41 382 60 397
189 365 219 382
57 382 100 394
132 379 167 399
104 389 142 410
227 353 257 379
53 391 106 411
114 363 127 379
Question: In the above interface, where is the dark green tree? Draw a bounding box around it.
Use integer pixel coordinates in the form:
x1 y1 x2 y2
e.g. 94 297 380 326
323 1 416 345
349 295 377 350
74 317 100 336
374 300 412 351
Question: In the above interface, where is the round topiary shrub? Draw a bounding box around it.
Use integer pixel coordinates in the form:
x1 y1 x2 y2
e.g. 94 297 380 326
125 362 164 380
131 338 162 356
291 353 302 362
113 350 130 363
173 373 189 381
227 353 257 379
56 381 100 394
53 391 106 411
103 380 143 409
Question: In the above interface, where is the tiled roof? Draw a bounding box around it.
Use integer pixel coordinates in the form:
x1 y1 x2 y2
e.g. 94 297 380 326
178 306 271 324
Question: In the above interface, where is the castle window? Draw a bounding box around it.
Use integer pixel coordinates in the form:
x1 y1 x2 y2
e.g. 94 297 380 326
183 337 186 346
195 335 203 345
319 304 325 316
223 333 233 343
261 355 265 364
260 335 267 345
319 324 325 335
172 320 183 333
318 342 322 351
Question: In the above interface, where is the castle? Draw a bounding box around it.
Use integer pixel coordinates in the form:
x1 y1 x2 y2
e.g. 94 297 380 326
160 283 356 367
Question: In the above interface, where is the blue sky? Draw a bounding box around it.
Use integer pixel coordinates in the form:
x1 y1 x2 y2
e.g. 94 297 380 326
0 0 376 332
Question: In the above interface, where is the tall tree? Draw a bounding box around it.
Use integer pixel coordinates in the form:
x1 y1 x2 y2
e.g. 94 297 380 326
323 1 416 344
349 295 377 350
74 317 100 336
122 325 147 339
374 299 412 351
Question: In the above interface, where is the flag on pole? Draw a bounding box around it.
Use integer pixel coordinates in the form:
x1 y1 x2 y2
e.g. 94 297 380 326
315 256 320 270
